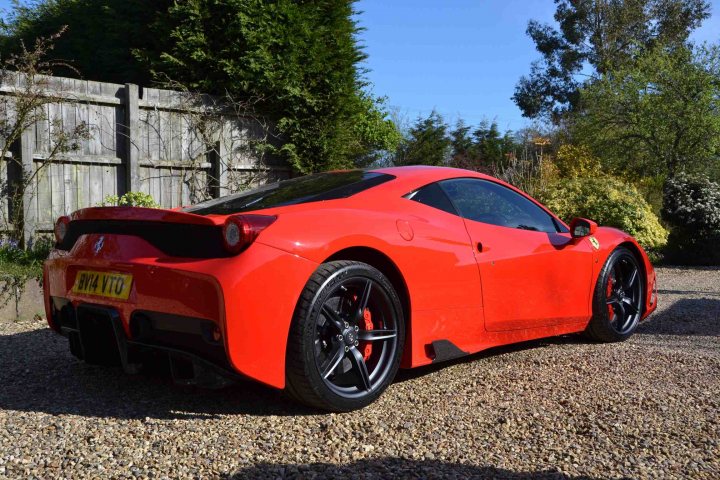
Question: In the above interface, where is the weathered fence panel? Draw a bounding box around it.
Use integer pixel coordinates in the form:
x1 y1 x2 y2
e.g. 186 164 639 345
0 73 290 243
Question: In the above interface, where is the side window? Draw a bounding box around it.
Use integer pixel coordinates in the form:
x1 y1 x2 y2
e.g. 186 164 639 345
439 178 558 233
406 182 458 215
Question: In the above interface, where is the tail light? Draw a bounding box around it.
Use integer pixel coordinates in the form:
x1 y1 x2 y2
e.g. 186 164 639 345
222 215 276 254
54 216 71 246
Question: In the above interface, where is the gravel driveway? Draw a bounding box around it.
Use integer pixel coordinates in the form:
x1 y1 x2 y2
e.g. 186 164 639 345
1 267 718 479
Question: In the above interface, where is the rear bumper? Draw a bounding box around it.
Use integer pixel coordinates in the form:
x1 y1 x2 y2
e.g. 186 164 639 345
44 236 319 389
51 303 239 387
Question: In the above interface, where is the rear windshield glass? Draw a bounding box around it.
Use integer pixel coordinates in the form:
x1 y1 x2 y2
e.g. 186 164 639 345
184 170 395 215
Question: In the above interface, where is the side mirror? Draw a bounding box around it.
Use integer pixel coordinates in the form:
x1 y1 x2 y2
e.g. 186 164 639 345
570 218 598 238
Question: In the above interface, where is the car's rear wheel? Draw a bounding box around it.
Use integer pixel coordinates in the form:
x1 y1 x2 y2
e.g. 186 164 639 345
585 246 644 342
285 261 405 411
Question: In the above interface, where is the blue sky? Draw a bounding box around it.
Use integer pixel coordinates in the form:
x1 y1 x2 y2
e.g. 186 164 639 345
356 0 720 131
355 0 559 131
1 0 718 132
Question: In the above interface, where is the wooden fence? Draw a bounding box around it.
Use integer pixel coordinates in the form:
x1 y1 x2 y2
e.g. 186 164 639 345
0 73 290 244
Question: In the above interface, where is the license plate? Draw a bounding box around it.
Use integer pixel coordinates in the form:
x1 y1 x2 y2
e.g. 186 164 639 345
72 271 133 300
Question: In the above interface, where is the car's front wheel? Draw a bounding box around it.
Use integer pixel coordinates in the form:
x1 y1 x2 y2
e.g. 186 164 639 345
285 261 405 411
585 246 644 342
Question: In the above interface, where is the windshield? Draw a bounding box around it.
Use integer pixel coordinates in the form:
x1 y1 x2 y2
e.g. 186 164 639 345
184 170 395 215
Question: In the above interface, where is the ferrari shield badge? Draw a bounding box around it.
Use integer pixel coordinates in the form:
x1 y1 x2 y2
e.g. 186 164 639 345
589 236 600 250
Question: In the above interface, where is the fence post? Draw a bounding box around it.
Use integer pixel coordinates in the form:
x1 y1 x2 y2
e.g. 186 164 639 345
124 84 140 193
217 133 230 197
208 138 230 199
20 127 35 247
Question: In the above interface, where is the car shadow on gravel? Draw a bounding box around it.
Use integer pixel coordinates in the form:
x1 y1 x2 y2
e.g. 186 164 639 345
394 333 587 384
395 298 720 384
636 298 720 336
224 458 604 479
0 327 314 420
1 326 592 419
3 298 716 420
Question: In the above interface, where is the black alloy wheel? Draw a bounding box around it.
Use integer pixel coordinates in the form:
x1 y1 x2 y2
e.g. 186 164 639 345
586 246 644 342
605 254 643 335
285 261 405 411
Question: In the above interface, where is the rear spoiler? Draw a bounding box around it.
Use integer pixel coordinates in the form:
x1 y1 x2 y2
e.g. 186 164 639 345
58 207 229 257
70 207 221 226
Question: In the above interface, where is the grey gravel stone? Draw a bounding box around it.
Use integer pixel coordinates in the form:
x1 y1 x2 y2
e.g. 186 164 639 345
0 266 718 479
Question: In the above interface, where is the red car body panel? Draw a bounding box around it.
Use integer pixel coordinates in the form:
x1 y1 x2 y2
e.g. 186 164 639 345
43 166 657 389
44 234 318 388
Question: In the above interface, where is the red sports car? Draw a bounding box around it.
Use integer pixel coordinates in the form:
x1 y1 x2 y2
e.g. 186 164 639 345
44 166 657 411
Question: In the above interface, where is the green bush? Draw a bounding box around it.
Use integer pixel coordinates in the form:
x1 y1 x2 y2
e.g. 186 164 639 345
0 238 52 312
100 192 159 208
662 172 720 265
0 237 53 279
539 176 668 251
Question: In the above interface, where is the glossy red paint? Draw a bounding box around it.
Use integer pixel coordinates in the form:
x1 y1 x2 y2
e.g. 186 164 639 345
70 206 220 225
43 166 657 389
464 221 595 331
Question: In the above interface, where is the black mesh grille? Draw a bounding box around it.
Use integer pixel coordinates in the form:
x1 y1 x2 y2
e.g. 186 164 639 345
130 311 229 368
59 220 229 258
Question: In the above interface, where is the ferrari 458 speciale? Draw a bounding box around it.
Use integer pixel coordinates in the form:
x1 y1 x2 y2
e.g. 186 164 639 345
44 166 657 411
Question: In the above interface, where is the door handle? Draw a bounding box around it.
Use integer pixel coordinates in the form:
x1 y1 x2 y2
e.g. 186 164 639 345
476 242 483 252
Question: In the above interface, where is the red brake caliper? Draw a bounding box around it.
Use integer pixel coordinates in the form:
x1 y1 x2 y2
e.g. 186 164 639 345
606 275 615 318
362 307 373 361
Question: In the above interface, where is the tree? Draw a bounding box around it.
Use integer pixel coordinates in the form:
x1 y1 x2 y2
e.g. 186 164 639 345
142 0 399 173
395 111 451 166
472 121 515 167
1 0 399 174
450 120 475 163
0 0 171 85
449 120 516 171
571 44 720 177
336 92 401 169
514 0 710 120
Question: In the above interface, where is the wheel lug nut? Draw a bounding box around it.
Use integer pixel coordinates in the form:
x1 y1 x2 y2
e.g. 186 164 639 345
337 335 343 341
344 346 349 352
354 325 359 331
354 341 359 346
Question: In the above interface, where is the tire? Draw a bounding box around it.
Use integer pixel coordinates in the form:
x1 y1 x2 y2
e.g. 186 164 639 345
285 260 405 411
585 246 644 342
